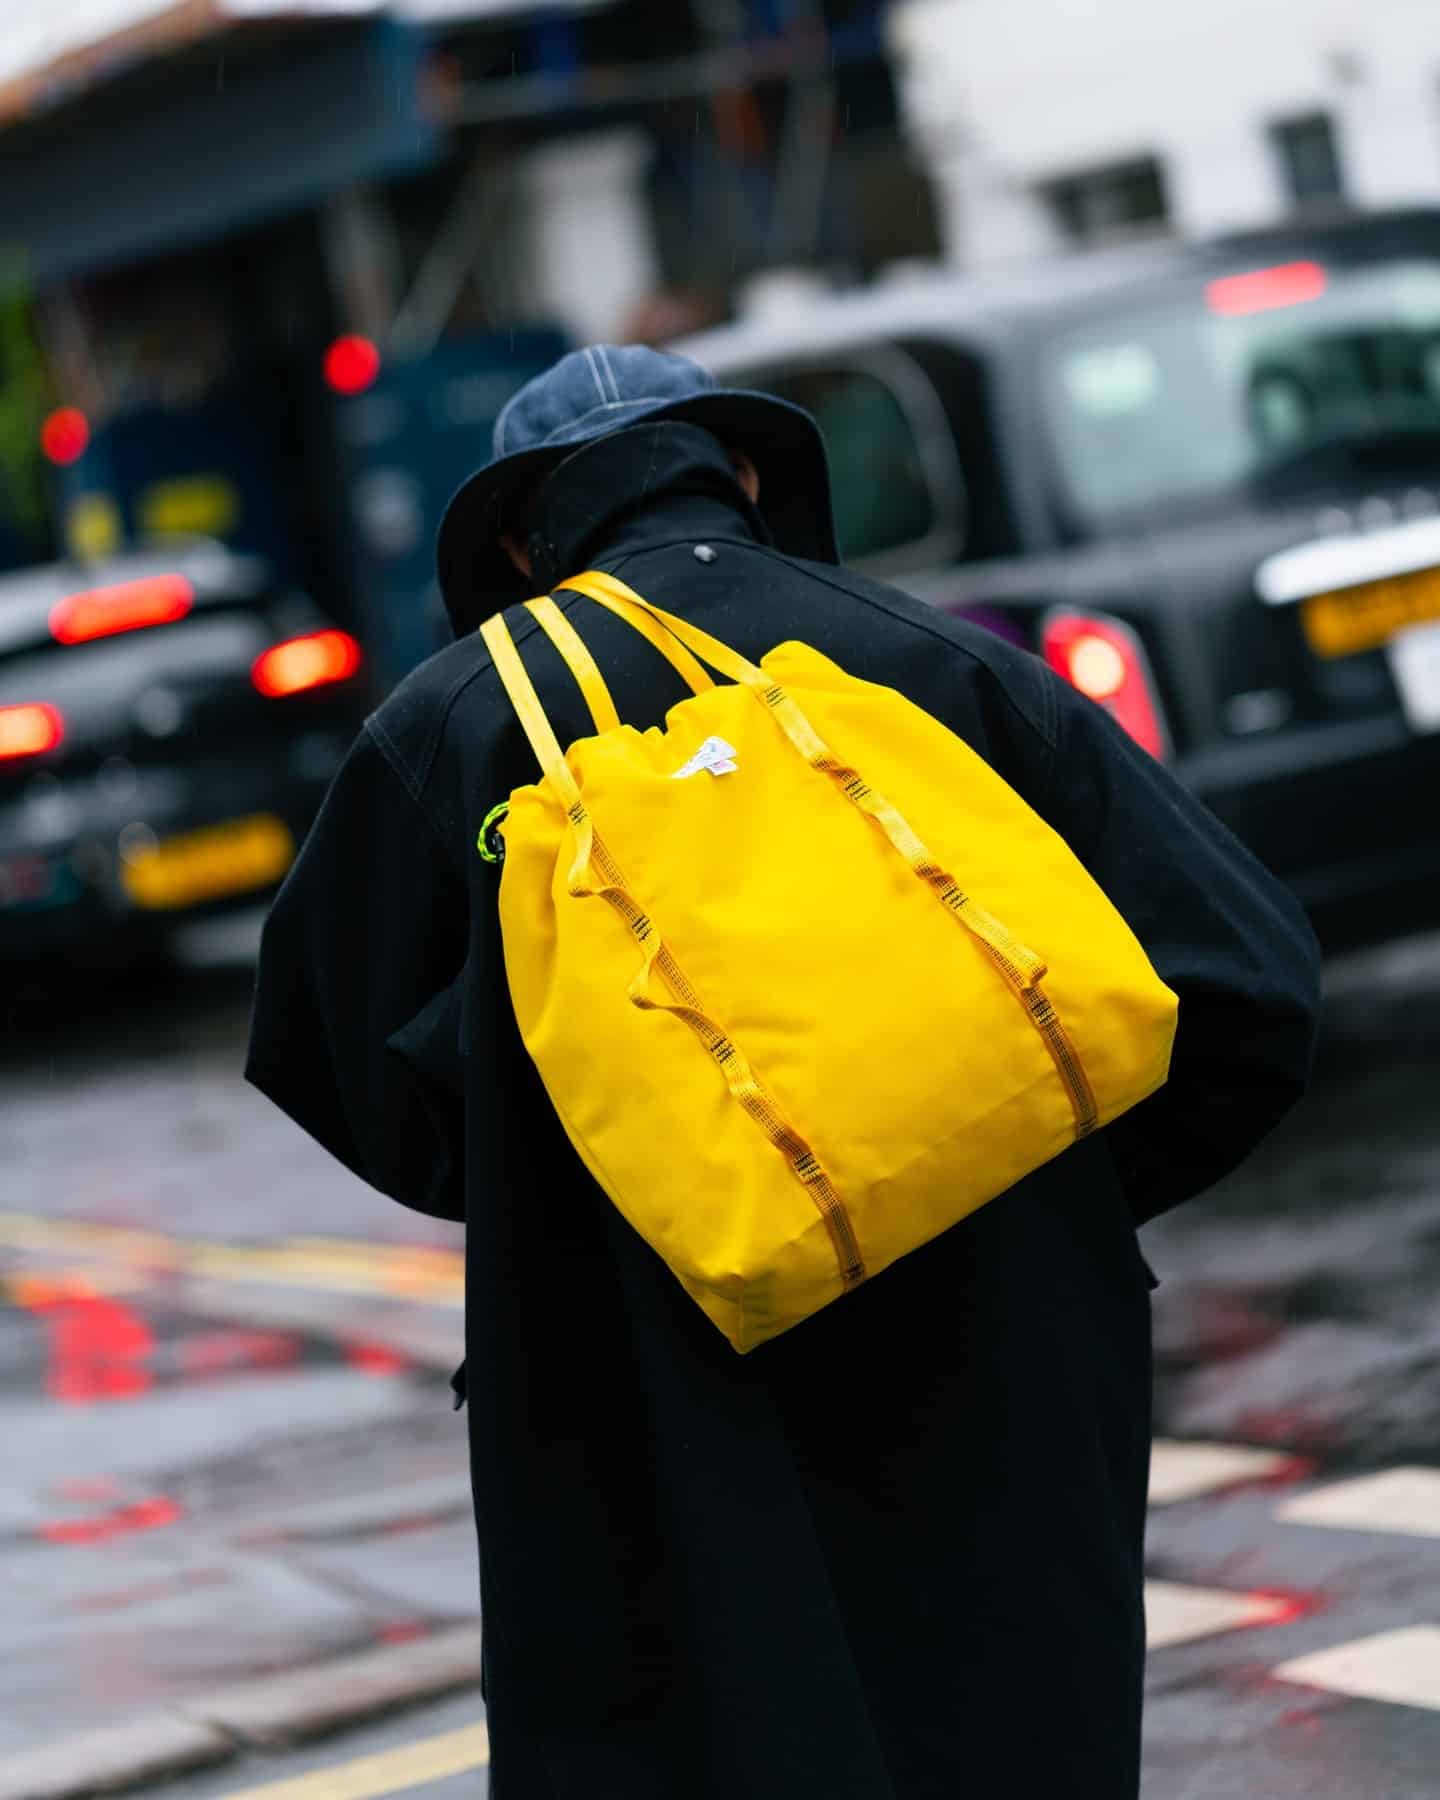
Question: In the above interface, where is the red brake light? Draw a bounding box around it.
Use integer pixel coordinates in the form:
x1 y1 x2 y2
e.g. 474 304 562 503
1205 260 1327 317
0 703 65 762
50 576 194 645
1042 611 1168 759
324 335 382 396
40 407 91 466
252 630 363 698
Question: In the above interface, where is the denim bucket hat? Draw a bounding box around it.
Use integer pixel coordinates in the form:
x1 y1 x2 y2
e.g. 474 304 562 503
436 344 838 631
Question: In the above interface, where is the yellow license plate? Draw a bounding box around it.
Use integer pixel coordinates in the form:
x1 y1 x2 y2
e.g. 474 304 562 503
121 814 294 911
1302 566 1440 658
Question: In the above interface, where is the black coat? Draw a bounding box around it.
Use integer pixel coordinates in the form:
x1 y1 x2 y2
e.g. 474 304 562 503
247 426 1321 1799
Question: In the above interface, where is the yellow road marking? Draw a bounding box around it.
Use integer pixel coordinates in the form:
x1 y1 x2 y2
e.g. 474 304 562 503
0 1214 463 1307
2 1265 149 1303
218 1723 490 1799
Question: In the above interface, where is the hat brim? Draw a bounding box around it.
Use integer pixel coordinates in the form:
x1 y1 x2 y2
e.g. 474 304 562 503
436 388 837 636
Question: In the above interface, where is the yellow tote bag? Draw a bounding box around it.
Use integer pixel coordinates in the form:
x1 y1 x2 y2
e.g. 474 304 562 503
481 570 1177 1352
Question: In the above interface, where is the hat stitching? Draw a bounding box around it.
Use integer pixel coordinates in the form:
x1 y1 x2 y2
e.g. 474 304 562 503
536 396 680 445
490 359 773 463
594 345 621 402
582 347 610 407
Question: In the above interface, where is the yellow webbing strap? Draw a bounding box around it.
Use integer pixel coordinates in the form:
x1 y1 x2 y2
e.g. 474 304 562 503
557 570 1099 1139
524 596 621 734
480 613 580 812
559 570 766 689
478 607 866 1288
559 569 715 695
583 827 866 1294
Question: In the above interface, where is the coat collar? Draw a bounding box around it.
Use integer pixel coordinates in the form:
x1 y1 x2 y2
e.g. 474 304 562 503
522 423 773 596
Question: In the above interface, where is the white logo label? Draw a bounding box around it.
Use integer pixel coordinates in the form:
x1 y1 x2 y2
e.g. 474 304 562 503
671 736 739 779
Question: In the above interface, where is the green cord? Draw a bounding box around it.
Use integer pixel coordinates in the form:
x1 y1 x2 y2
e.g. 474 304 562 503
477 800 510 865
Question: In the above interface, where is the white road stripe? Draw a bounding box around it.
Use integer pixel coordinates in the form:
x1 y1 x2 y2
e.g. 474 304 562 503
1274 1627 1440 1713
1149 1440 1291 1506
1276 1467 1440 1539
1145 1580 1295 1649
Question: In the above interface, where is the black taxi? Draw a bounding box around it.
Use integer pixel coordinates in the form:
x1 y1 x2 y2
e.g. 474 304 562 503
683 207 1440 945
0 539 367 958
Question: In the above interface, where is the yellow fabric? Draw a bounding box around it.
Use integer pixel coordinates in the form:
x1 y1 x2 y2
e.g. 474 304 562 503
486 575 1178 1352
482 611 865 1287
562 574 1096 1135
524 596 621 733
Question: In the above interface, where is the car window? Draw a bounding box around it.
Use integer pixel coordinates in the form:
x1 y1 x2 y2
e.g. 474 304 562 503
1039 255 1440 531
757 361 951 564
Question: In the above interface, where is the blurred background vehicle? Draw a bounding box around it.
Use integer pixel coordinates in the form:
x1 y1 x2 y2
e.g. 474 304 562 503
3 4 1437 954
0 1 928 692
0 539 366 962
683 207 1440 948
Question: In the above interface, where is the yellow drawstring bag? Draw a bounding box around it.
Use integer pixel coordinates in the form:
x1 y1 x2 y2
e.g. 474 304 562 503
482 570 1177 1352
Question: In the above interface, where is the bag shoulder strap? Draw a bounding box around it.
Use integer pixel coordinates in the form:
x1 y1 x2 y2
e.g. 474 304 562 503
559 570 716 696
560 569 836 765
479 612 582 813
524 596 621 734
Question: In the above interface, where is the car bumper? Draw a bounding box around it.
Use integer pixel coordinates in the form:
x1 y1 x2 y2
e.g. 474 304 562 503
0 743 345 958
1181 719 1440 941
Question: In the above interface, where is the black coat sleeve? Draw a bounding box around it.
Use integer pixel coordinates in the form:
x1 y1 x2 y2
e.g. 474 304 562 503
1029 670 1322 1224
244 723 468 1222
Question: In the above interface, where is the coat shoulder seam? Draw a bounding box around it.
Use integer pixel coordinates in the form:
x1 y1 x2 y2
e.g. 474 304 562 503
362 716 464 876
771 551 1058 755
365 606 548 843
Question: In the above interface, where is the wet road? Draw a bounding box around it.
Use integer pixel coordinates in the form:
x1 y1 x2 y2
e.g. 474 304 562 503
3 914 1439 1798
0 913 476 1793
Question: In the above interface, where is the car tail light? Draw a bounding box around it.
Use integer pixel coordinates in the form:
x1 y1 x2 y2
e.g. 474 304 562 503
50 576 194 645
0 703 65 762
1205 260 1327 317
1042 610 1168 759
251 630 363 698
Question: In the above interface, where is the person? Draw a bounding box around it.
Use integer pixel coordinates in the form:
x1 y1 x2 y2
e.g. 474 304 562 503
247 345 1321 1799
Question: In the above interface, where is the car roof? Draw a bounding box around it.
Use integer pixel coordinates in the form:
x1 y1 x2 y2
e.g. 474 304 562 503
678 205 1440 372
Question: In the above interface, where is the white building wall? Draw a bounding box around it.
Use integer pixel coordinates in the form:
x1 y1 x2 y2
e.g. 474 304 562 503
510 131 662 345
889 0 1440 267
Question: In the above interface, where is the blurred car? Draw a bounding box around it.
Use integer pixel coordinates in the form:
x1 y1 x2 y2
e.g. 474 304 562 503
0 539 367 959
683 207 1440 946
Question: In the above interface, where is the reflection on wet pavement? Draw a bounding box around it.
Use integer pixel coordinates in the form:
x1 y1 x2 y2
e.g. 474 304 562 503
0 947 471 1767
1135 932 1440 1799
1146 933 1440 1469
1 930 1438 1796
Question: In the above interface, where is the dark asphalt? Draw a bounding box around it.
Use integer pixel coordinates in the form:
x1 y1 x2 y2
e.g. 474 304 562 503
2 913 1438 1798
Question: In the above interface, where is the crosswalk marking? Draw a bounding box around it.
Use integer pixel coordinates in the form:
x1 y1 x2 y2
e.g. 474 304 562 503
1276 1467 1440 1539
1145 1580 1295 1649
209 1592 1296 1795
218 1723 489 1800
205 1606 1427 1796
1274 1627 1440 1713
1149 1439 1292 1505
